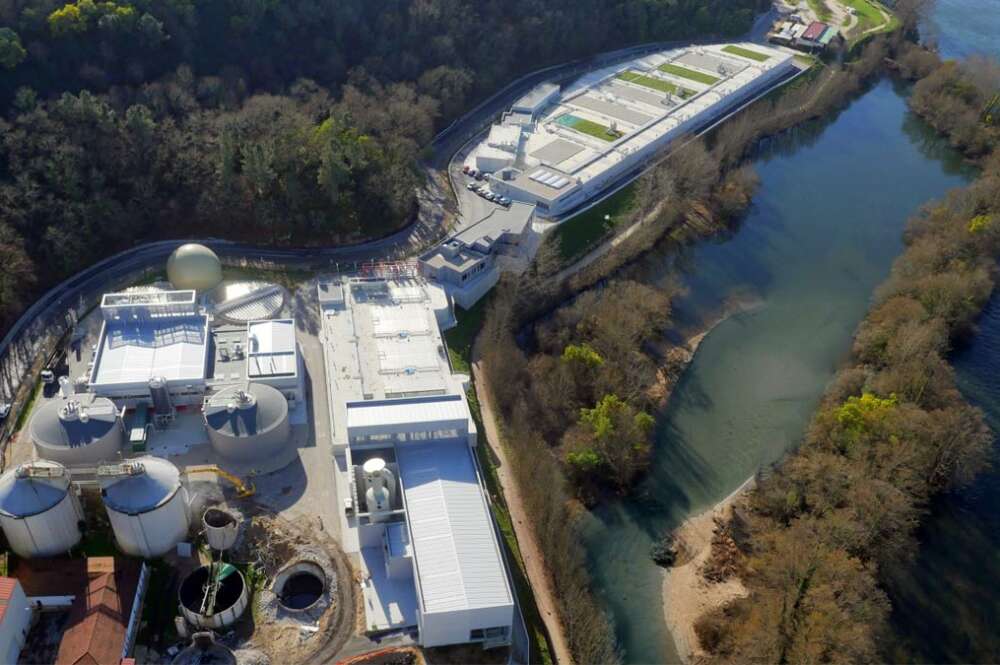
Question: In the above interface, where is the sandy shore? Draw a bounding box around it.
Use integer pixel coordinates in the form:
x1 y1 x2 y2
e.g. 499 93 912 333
662 475 755 664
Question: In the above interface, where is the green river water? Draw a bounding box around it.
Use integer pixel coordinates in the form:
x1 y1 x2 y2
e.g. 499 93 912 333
580 77 976 663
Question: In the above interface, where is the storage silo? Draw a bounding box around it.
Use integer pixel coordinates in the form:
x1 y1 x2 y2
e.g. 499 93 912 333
167 243 223 292
99 456 190 558
0 460 83 558
30 394 124 466
203 383 290 463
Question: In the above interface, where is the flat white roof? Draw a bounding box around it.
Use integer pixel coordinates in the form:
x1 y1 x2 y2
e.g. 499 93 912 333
92 316 209 387
397 441 513 614
347 395 468 433
247 319 297 378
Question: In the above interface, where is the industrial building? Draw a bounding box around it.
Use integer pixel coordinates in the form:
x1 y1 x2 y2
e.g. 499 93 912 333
467 42 796 218
418 202 537 308
318 275 515 649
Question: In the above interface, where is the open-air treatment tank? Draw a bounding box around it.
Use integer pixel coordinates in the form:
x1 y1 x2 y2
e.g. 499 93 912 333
30 393 123 465
0 460 83 558
99 456 190 558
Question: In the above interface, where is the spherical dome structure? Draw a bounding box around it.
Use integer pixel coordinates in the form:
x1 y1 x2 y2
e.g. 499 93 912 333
30 394 124 466
0 460 84 557
203 383 290 463
100 456 190 558
167 243 223 292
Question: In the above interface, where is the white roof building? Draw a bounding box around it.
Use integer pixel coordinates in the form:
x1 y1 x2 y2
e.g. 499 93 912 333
90 290 210 404
319 277 514 649
470 42 797 218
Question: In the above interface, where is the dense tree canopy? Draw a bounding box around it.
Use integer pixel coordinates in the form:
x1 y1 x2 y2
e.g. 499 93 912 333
0 0 765 334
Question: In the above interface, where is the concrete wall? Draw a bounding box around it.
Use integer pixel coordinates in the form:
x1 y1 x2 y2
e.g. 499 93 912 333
0 580 32 665
419 603 514 648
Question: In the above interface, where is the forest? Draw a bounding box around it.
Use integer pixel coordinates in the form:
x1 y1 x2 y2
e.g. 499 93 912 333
0 0 767 335
693 47 1000 663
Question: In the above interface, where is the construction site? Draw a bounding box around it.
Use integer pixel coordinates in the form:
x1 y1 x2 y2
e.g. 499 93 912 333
0 244 358 665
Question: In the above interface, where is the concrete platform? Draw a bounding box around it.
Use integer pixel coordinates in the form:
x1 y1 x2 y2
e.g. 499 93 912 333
360 546 418 632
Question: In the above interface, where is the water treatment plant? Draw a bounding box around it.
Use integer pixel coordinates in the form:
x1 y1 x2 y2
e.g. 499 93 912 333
0 33 815 665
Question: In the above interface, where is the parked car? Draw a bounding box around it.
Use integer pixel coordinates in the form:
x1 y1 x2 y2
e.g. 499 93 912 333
466 182 477 191
0 403 10 420
468 168 479 179
475 172 485 181
499 197 512 207
41 369 55 384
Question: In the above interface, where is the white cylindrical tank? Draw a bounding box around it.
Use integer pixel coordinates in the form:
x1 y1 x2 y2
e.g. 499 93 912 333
99 456 190 558
0 460 83 558
30 394 123 466
203 383 290 463
362 458 396 522
202 507 239 551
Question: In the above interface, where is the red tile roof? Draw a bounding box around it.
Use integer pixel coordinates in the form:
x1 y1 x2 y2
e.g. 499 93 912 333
0 577 17 624
52 558 140 665
802 21 827 41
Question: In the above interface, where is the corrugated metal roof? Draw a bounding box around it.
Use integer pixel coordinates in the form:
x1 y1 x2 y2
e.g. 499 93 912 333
396 441 512 614
347 395 468 431
248 319 295 354
93 316 208 386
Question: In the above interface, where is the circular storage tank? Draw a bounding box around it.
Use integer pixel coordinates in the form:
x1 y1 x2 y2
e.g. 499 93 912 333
167 243 223 292
100 456 190 558
203 383 290 464
0 460 83 558
179 564 249 629
202 508 239 551
30 394 123 466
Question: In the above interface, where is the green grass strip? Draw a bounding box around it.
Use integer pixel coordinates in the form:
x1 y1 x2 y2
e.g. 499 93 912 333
553 183 637 261
658 62 720 85
564 116 621 142
722 45 771 62
615 71 694 98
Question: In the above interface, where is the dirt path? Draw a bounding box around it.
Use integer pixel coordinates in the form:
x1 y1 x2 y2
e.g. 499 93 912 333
471 347 575 665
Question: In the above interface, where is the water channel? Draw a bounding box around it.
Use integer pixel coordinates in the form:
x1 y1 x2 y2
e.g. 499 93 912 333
580 76 976 662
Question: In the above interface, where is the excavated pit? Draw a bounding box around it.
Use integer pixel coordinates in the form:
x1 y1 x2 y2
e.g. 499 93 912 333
273 561 325 612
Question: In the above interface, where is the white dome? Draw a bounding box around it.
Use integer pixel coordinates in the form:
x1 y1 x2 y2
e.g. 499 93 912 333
167 243 223 292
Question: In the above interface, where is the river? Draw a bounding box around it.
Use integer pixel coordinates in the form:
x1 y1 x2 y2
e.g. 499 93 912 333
580 74 976 663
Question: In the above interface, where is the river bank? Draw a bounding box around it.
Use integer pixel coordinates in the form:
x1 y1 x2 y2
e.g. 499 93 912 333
661 474 755 664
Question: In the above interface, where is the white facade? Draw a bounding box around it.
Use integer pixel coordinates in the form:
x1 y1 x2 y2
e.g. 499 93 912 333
469 43 796 218
0 579 31 665
245 319 304 403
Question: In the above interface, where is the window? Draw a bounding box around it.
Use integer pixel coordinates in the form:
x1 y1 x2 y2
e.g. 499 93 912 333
469 626 510 642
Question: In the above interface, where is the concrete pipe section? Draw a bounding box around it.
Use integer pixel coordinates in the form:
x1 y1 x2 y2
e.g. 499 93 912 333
273 561 326 612
202 508 239 551
179 563 249 630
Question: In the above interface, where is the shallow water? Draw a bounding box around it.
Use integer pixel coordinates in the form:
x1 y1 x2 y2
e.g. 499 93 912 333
581 79 973 663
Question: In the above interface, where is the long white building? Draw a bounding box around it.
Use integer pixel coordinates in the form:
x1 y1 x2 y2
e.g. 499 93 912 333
470 42 796 217
318 276 515 649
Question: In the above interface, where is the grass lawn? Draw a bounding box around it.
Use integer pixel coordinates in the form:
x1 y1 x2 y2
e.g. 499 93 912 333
807 0 832 21
552 184 637 262
557 114 621 142
842 0 887 33
443 294 492 374
615 71 693 98
658 62 720 85
722 45 771 62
